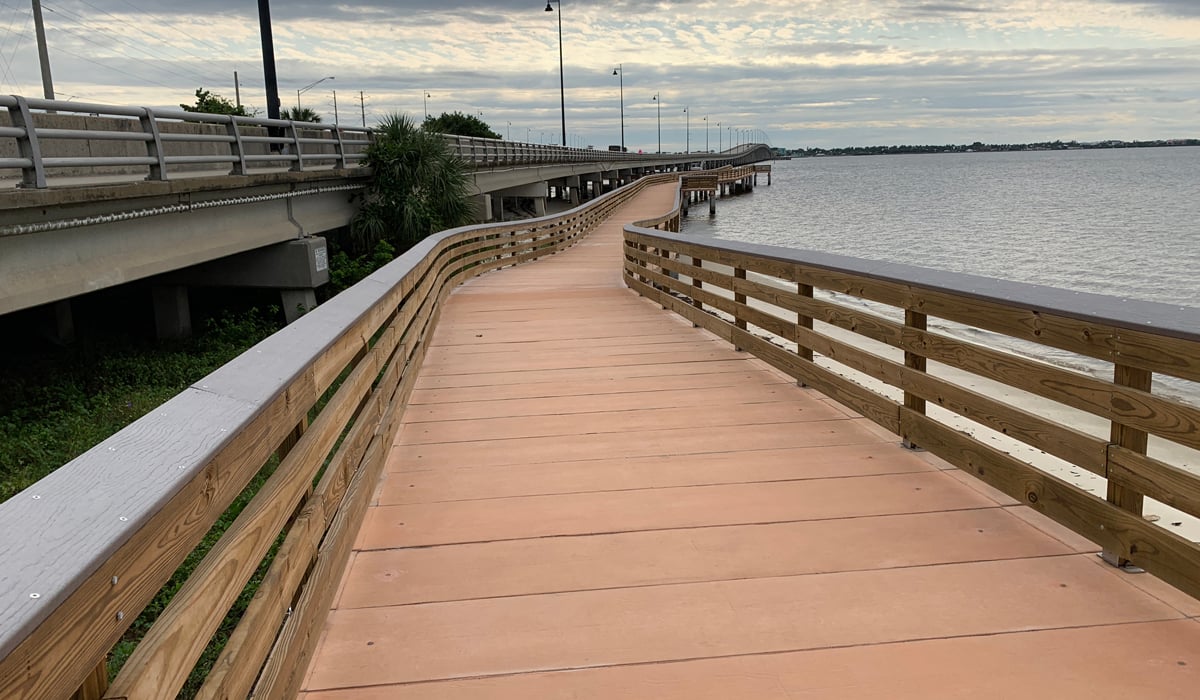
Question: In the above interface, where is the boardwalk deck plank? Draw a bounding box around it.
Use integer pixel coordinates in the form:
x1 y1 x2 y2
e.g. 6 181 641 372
299 182 1200 699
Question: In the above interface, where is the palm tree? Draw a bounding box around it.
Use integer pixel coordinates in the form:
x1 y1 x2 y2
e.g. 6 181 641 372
351 113 473 254
283 106 321 123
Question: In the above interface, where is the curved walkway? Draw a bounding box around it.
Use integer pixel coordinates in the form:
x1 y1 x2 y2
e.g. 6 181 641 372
299 183 1200 698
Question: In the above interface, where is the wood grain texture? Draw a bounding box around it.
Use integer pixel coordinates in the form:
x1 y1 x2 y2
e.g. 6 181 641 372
1108 445 1200 520
900 408 1200 601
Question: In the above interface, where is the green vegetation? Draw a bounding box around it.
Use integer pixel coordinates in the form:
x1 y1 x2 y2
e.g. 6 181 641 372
180 87 250 116
351 113 474 255
284 106 322 123
0 309 281 502
423 110 501 139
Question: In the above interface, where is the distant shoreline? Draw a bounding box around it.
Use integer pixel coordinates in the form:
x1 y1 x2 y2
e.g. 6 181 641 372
785 139 1199 158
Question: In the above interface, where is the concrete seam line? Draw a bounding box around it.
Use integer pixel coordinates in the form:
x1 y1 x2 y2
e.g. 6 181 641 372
0 183 366 238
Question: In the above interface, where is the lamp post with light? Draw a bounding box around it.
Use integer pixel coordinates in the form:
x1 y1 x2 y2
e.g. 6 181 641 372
612 64 624 151
544 0 567 146
423 91 431 119
703 115 709 152
297 76 333 110
651 93 662 153
717 121 722 151
682 106 689 154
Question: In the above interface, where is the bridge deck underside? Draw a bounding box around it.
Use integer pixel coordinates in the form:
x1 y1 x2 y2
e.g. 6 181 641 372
299 184 1200 698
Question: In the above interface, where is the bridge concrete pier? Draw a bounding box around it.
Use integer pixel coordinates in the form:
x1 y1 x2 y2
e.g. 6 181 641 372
157 236 330 336
473 194 493 223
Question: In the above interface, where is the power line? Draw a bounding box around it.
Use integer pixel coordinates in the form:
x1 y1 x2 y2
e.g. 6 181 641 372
40 1 223 87
110 0 240 62
44 40 180 92
0 5 32 94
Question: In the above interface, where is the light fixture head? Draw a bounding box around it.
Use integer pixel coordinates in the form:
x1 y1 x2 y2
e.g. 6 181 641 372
545 1 553 10
612 69 618 76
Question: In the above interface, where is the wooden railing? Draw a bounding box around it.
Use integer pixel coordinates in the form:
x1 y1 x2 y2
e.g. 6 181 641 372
0 171 679 699
623 221 1200 600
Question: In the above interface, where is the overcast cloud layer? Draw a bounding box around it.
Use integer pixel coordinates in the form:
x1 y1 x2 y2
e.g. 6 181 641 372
1 0 1197 148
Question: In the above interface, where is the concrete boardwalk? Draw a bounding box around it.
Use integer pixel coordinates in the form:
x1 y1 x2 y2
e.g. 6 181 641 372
299 184 1200 698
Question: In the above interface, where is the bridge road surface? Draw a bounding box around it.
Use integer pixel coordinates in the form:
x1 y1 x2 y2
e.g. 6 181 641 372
298 183 1200 698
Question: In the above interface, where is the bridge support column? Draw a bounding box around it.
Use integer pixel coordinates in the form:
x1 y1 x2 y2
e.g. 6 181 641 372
280 288 317 322
152 285 191 340
534 197 547 217
40 299 75 346
473 193 494 223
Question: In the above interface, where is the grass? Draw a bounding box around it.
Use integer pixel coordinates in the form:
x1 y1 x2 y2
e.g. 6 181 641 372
0 309 281 502
0 305 283 696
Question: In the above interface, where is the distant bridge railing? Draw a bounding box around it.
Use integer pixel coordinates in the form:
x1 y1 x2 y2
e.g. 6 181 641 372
0 169 681 699
624 221 1200 601
2 94 768 189
0 95 372 188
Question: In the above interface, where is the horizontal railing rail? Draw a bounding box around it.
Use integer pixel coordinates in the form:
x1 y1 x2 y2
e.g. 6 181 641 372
623 222 1200 601
2 94 774 189
0 171 681 699
0 95 373 188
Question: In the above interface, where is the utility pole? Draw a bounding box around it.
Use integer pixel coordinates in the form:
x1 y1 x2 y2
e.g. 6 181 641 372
332 89 339 123
234 70 241 109
257 0 281 122
31 0 55 100
359 90 366 127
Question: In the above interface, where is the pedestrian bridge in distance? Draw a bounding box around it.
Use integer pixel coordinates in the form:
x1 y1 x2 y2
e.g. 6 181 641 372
1 168 1199 699
0 93 773 331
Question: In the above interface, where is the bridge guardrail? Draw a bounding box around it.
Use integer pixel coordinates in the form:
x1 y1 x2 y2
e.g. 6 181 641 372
622 220 1200 603
2 94 770 189
0 95 373 188
0 169 682 699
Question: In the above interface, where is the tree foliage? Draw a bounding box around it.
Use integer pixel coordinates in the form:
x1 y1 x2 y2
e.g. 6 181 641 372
422 111 501 139
351 113 474 255
180 88 248 116
283 106 322 123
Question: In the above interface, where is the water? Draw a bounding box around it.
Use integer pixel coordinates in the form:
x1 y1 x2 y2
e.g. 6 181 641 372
685 148 1200 308
681 148 1200 535
683 148 1200 400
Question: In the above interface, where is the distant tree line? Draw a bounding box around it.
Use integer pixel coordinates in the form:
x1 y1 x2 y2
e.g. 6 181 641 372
786 139 1200 158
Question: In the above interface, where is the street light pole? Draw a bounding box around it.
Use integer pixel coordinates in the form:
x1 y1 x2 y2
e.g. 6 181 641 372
544 0 567 146
423 91 430 119
652 93 662 153
612 64 624 151
297 76 333 111
683 106 689 154
703 115 709 152
717 121 722 152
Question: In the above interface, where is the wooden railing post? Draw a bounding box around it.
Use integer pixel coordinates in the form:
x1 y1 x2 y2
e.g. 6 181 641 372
659 246 670 309
902 309 927 448
70 660 108 700
733 267 747 351
1103 364 1152 569
691 255 703 326
796 282 814 385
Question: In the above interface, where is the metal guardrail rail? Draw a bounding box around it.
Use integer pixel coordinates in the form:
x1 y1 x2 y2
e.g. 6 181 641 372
1 94 770 189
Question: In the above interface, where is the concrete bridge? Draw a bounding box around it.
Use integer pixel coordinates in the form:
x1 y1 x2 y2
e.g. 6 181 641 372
1 167 1199 699
0 94 774 337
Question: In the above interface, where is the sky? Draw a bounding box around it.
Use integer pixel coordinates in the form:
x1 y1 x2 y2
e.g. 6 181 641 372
0 0 1197 150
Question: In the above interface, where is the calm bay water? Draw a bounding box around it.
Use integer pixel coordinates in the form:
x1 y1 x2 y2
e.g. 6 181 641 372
680 147 1200 531
684 147 1200 308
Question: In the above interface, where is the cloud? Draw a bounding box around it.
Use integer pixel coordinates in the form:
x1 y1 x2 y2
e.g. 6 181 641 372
1098 0 1200 17
2 0 1196 147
